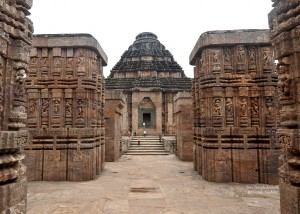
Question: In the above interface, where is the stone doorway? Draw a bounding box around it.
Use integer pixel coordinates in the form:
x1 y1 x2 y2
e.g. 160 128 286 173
143 113 151 128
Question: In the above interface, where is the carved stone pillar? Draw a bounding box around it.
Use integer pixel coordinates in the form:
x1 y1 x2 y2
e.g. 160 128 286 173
0 0 33 212
190 30 280 184
269 1 300 213
25 34 107 181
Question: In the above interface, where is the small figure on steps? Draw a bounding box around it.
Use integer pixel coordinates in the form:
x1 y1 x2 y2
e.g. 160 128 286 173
144 130 146 137
138 137 140 146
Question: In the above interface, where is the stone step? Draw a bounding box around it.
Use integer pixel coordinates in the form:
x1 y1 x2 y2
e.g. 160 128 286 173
131 136 160 138
131 142 163 145
128 146 165 151
126 136 168 155
130 144 165 148
131 138 160 141
125 152 169 155
127 149 166 152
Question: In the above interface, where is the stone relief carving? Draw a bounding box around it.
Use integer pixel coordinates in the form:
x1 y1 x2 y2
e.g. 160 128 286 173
224 47 232 71
251 97 259 126
212 51 221 72
42 98 50 117
248 47 256 70
225 98 234 126
277 57 292 100
237 45 246 72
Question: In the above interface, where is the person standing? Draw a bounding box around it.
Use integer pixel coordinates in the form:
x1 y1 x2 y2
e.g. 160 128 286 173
143 130 146 137
138 137 140 146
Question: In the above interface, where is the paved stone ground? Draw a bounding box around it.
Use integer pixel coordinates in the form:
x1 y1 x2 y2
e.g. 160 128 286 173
27 155 280 214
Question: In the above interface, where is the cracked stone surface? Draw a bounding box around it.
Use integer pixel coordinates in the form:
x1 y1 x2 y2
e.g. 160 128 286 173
27 155 279 214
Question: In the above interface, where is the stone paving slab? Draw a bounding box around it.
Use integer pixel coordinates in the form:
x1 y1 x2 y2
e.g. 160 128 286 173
27 155 280 214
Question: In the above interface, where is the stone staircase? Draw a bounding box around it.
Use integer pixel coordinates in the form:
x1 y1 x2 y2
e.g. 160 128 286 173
125 136 169 155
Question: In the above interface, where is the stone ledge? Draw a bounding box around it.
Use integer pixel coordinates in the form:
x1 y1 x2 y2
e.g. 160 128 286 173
189 29 270 65
33 34 108 65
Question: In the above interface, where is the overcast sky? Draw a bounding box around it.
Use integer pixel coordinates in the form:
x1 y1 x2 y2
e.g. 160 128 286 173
30 0 273 78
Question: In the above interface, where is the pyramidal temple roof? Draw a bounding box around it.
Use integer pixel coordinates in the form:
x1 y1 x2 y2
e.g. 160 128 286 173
110 32 184 74
106 32 192 92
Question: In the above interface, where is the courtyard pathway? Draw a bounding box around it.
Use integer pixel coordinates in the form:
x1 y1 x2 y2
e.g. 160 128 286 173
27 155 280 214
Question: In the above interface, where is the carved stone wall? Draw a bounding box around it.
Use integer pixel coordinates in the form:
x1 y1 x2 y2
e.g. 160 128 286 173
104 90 127 161
190 30 280 184
24 34 107 181
0 0 33 212
174 92 193 161
269 1 300 213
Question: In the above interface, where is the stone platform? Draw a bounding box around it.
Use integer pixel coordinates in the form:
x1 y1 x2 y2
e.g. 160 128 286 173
27 155 279 213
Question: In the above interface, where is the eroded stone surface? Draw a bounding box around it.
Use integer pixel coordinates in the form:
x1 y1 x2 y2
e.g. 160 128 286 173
0 0 33 212
24 34 107 181
269 1 300 213
190 29 280 184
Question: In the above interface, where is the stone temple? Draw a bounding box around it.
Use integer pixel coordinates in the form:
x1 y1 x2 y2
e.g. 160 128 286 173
4 0 300 213
105 32 192 161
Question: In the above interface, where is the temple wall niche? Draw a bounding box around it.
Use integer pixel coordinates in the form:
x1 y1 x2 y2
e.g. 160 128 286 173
269 1 300 213
190 29 280 184
0 0 33 213
24 34 107 181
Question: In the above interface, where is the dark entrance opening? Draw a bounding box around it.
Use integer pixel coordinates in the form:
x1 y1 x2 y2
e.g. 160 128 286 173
143 113 151 128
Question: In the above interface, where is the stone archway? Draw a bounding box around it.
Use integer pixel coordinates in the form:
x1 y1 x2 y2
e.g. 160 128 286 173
138 97 156 129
